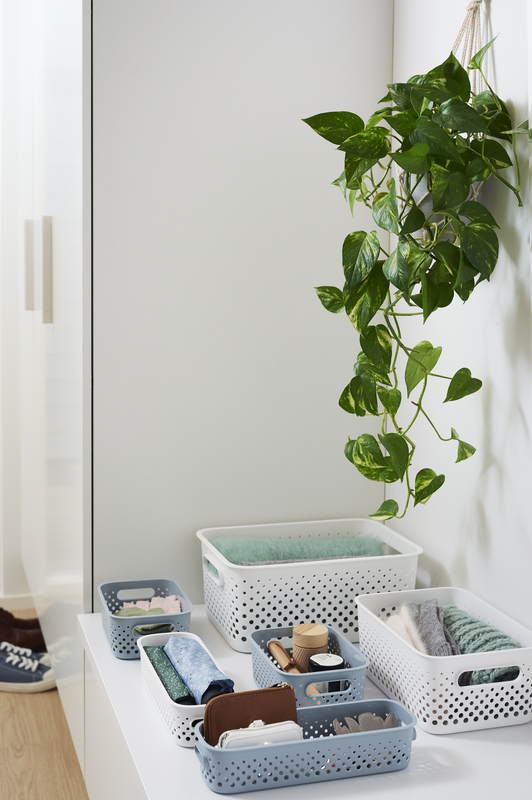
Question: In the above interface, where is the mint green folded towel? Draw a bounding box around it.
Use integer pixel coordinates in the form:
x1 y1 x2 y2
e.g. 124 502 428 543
212 535 384 566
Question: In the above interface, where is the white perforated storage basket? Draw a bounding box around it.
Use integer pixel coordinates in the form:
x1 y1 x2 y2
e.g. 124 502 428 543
197 518 421 653
139 632 229 747
357 587 532 734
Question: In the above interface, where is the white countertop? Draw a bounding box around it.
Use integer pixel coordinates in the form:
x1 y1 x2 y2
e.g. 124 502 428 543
78 607 532 799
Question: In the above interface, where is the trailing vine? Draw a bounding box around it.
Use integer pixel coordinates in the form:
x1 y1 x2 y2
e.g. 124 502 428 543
304 40 528 519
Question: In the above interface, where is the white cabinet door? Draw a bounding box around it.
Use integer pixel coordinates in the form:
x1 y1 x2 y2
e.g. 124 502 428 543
14 0 85 768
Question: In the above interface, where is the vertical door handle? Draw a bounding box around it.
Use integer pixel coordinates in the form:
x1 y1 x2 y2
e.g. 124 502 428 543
42 216 53 323
24 219 34 311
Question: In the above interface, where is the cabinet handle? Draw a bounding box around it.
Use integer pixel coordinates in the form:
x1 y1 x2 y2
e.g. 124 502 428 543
42 216 53 323
24 220 34 311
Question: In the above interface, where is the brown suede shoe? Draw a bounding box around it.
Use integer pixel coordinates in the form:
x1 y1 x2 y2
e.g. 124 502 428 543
0 619 45 651
0 608 41 631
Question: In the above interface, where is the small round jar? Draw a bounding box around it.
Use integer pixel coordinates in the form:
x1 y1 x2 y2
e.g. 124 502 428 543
292 623 328 672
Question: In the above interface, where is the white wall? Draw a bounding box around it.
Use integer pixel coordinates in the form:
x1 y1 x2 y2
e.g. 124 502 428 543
390 0 532 627
92 0 394 604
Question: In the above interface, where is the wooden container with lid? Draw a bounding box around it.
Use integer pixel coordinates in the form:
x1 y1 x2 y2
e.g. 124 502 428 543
292 623 328 672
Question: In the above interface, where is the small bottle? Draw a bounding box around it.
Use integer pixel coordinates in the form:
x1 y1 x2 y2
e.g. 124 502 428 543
292 623 328 672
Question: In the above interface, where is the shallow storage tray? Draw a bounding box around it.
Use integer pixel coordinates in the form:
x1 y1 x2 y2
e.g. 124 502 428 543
98 578 193 659
357 587 532 734
197 518 421 653
250 625 368 706
139 631 229 747
194 698 416 794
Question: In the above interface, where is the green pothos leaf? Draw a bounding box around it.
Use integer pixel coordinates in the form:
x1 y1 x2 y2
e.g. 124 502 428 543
414 468 445 505
378 433 409 481
315 286 345 313
345 261 389 333
382 238 410 293
459 200 499 228
338 128 390 159
342 230 381 289
467 35 497 71
450 428 476 462
344 434 400 483
405 341 442 396
455 222 499 280
360 324 392 372
302 111 364 145
431 164 470 210
390 142 431 174
372 178 400 234
354 352 392 386
401 206 425 235
369 499 399 520
444 368 482 402
350 374 379 415
377 386 402 418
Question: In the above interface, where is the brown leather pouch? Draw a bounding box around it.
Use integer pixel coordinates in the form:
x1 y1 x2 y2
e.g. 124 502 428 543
203 683 298 747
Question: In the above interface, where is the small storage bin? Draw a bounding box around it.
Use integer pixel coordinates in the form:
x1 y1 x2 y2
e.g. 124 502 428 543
250 625 368 707
194 698 416 794
357 587 532 734
98 578 193 659
197 518 421 653
139 631 227 747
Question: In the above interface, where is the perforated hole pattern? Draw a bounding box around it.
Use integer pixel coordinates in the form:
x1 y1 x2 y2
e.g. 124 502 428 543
358 599 532 734
201 533 419 653
250 626 367 706
99 580 192 659
195 700 416 793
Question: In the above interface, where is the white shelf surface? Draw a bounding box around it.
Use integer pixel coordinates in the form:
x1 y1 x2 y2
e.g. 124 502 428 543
78 607 532 799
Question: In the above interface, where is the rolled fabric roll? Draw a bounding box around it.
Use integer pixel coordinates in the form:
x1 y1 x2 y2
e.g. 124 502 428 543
443 605 521 685
163 637 234 704
143 645 195 704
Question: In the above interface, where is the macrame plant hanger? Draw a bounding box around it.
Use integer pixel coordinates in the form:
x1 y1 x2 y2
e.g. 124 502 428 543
399 0 487 212
452 0 485 96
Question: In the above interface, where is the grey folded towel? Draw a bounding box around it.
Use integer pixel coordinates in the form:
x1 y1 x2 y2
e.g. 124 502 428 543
417 599 460 657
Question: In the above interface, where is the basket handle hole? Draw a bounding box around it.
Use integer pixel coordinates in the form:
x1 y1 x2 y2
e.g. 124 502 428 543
117 587 155 601
133 623 174 637
456 666 521 687
306 679 351 696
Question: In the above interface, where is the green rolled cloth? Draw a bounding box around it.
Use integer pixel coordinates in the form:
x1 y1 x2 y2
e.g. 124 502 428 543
143 645 195 704
133 623 174 636
443 605 521 685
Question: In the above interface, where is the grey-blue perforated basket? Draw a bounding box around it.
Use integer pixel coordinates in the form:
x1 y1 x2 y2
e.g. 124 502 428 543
195 698 417 793
250 625 368 706
98 578 193 659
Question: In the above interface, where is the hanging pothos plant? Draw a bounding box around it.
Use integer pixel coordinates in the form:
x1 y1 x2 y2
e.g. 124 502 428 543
304 39 529 520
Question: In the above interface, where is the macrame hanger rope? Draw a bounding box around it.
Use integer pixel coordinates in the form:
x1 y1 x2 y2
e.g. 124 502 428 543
452 0 484 95
399 0 487 211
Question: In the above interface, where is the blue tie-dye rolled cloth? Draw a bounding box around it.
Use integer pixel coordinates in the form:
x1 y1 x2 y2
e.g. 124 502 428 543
163 637 234 704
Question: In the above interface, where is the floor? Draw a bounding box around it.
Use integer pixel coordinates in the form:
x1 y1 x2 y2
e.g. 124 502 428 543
0 610 89 800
